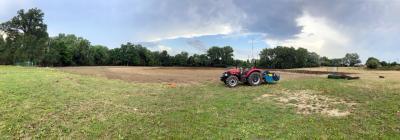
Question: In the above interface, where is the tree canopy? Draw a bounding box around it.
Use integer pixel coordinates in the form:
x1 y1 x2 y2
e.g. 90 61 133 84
0 8 48 65
366 57 381 69
259 46 321 69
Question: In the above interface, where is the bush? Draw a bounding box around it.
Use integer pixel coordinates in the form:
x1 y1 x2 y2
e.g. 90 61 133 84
366 57 381 69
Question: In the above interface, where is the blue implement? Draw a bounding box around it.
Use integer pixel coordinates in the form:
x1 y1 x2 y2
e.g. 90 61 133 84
262 71 280 83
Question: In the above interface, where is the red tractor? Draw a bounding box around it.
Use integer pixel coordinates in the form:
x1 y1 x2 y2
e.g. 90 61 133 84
220 67 280 87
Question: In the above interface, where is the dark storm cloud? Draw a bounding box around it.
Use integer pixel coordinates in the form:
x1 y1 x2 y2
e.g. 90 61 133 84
233 0 304 39
301 0 386 27
131 0 306 40
130 0 243 41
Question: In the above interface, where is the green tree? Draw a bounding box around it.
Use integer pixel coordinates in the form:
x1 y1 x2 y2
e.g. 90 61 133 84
306 52 320 67
343 53 361 66
149 51 161 66
207 46 234 67
0 8 48 65
71 37 92 65
159 50 172 66
187 54 209 67
259 46 297 68
207 46 222 66
294 48 308 67
173 52 189 66
120 42 140 66
221 46 234 66
260 46 321 68
366 57 381 69
0 37 6 64
390 62 398 66
198 54 209 66
135 45 152 66
42 38 65 66
90 45 109 65
380 61 388 67
331 58 344 67
41 34 76 66
109 48 122 65
320 56 332 66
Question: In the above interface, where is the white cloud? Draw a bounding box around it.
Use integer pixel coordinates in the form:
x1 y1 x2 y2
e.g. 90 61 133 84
266 12 350 58
144 24 236 42
147 44 179 55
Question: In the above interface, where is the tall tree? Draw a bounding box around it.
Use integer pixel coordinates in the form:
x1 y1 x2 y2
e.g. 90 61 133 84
366 57 380 69
0 37 6 64
109 48 122 65
135 45 152 66
259 46 297 68
173 52 189 66
90 45 109 65
306 52 320 67
221 46 234 66
149 51 161 66
320 56 332 66
294 48 308 67
207 46 222 66
0 8 48 65
343 53 361 66
207 46 234 67
331 58 344 67
120 42 140 66
71 37 92 65
159 50 172 66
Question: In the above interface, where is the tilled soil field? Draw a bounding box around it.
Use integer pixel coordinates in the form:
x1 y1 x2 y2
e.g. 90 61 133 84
58 66 319 84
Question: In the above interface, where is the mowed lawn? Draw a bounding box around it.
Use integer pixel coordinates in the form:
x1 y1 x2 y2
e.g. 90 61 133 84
0 66 399 139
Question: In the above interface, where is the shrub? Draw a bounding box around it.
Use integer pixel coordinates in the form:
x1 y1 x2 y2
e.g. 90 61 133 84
366 57 381 69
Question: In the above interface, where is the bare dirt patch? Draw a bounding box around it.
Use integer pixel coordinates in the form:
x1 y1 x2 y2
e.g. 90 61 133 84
257 89 356 117
58 66 317 84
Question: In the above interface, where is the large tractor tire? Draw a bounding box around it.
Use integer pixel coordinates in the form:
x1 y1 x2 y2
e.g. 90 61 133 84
247 72 262 86
225 75 239 88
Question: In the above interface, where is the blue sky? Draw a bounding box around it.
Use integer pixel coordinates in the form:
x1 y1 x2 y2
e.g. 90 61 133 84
1 0 400 62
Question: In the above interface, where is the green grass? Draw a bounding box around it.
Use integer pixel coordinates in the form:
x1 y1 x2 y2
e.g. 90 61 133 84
0 66 399 139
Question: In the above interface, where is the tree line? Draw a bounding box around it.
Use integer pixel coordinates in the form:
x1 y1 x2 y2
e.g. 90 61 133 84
0 8 368 69
365 57 399 70
0 8 238 67
258 46 361 69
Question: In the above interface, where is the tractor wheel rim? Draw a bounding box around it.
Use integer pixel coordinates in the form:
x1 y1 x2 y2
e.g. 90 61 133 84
229 79 237 86
252 76 260 83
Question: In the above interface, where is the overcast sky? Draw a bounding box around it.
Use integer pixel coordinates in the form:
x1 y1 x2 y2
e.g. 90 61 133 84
1 0 400 62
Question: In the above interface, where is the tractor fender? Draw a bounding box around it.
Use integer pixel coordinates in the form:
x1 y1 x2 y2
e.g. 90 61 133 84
245 69 263 77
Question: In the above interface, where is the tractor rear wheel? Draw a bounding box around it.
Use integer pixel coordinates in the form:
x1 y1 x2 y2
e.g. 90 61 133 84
225 75 239 88
247 72 262 86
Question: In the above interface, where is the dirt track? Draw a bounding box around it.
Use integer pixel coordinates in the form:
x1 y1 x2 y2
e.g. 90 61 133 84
58 66 318 84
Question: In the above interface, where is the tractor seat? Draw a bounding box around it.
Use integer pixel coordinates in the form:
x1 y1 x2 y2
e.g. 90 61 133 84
239 68 249 75
241 68 249 75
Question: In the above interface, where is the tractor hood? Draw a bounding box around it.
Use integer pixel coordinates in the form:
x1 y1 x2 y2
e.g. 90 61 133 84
226 68 240 75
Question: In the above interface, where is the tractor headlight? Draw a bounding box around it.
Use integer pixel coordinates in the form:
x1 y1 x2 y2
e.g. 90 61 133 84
224 73 228 76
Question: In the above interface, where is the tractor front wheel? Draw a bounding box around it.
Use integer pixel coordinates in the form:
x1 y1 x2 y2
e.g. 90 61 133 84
225 75 239 88
247 72 262 86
